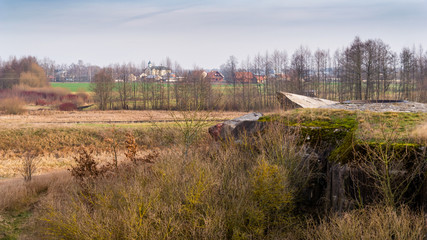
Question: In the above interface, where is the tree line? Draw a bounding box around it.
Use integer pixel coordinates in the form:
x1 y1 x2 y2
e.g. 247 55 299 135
92 36 426 111
1 36 427 111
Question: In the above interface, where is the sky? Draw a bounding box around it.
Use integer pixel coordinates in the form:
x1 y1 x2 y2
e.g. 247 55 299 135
0 0 426 69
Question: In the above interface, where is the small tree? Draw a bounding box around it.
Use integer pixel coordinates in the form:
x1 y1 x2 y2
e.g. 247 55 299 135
353 119 427 207
69 147 106 191
104 127 121 169
20 150 41 182
17 136 43 182
91 68 114 110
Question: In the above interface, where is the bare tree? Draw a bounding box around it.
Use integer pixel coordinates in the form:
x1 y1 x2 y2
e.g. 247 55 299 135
290 46 311 94
91 68 114 110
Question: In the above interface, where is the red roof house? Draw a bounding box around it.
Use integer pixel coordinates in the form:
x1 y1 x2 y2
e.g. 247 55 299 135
206 71 224 82
235 72 255 83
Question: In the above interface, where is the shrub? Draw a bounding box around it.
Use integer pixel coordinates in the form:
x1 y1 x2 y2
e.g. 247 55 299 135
58 102 77 111
0 97 26 114
69 147 105 189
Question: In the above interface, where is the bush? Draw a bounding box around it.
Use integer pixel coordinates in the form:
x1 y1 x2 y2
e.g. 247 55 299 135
249 160 294 232
0 97 26 114
58 102 77 111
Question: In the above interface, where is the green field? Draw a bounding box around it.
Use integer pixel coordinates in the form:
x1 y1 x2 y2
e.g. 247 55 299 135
50 82 252 93
50 82 91 92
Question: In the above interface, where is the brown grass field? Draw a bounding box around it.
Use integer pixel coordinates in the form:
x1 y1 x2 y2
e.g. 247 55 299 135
1 108 427 239
0 110 270 179
0 110 250 128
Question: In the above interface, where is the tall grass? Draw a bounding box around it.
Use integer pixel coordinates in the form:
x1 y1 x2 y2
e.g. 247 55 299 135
34 123 308 239
0 97 26 114
411 122 427 143
305 206 426 240
7 119 426 239
0 172 69 212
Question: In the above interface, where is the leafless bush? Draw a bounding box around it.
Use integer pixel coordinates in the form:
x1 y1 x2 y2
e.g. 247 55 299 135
256 122 316 201
69 147 106 190
354 119 427 207
20 150 41 182
0 97 26 114
15 136 43 182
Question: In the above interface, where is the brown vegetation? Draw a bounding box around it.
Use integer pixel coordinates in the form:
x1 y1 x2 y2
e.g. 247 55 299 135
411 122 427 143
32 124 305 239
1 109 427 239
306 206 425 240
0 97 26 114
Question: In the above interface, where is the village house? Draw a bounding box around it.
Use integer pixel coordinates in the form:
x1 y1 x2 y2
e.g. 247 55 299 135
140 61 172 81
114 73 137 82
206 71 224 83
235 71 255 83
254 75 265 83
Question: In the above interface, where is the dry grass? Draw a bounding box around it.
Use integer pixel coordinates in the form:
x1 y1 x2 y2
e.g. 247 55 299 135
0 171 70 212
0 110 265 178
1 110 426 239
411 122 427 143
31 123 306 239
0 97 27 115
0 151 120 178
306 206 426 240
0 110 252 129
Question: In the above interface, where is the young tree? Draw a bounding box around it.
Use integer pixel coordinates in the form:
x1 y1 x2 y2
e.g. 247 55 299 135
91 68 114 110
290 46 311 94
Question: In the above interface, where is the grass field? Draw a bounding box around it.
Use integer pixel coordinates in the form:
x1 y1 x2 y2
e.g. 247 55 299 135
1 108 427 239
50 81 261 93
50 82 91 92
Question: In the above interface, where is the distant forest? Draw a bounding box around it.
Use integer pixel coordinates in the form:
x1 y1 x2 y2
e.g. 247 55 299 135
1 36 427 111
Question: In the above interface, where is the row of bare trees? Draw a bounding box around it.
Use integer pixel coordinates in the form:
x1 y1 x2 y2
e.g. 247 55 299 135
90 36 427 111
91 65 217 111
2 37 427 111
219 37 427 109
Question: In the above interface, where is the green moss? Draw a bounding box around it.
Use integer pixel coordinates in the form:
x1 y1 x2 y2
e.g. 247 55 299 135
259 109 427 164
328 127 357 163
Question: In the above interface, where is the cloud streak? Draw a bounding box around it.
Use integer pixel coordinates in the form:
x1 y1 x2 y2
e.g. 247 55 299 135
0 0 426 68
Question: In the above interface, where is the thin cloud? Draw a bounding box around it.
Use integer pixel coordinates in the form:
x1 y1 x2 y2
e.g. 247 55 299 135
0 0 426 68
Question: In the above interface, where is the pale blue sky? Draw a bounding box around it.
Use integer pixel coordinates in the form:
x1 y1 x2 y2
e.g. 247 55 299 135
1 0 426 68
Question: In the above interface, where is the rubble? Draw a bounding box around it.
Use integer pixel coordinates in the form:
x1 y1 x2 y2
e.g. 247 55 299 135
319 101 427 113
277 91 427 113
208 112 264 140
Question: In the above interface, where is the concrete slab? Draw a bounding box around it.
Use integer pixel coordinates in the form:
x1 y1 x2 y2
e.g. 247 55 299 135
277 91 338 109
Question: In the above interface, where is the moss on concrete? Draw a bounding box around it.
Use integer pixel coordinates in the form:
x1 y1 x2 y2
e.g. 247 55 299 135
260 109 426 164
